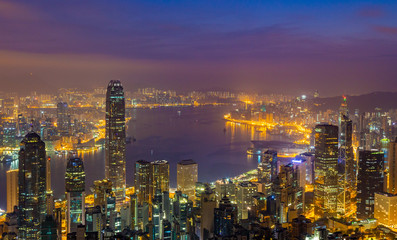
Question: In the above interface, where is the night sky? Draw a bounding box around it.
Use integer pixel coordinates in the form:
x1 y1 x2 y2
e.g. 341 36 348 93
1 0 397 96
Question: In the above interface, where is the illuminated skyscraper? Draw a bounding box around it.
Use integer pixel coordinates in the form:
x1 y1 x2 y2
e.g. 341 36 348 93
177 159 198 201
65 157 86 233
18 131 47 239
236 181 256 220
135 160 152 205
214 196 237 237
314 124 339 219
105 80 126 205
338 114 355 218
357 151 384 219
57 102 70 136
6 169 18 213
385 138 397 194
151 160 170 196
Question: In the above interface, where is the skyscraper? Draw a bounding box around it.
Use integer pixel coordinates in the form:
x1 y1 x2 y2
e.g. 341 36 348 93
18 131 47 239
6 169 18 213
177 159 198 201
338 114 355 218
57 102 70 136
135 160 152 206
314 124 339 219
65 157 86 233
151 160 170 196
385 138 397 194
356 151 384 219
105 80 126 205
214 196 237 237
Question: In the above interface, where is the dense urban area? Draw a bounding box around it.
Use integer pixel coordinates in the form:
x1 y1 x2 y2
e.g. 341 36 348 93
0 80 397 239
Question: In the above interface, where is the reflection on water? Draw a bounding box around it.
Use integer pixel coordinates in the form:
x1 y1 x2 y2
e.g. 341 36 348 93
0 105 282 209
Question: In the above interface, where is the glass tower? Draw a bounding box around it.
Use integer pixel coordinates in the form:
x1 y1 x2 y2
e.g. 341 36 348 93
105 80 126 205
65 157 86 233
18 131 47 239
314 124 339 219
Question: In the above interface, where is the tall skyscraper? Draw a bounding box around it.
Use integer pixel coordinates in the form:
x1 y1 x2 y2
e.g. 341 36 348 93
314 124 339 219
18 131 47 239
214 196 237 237
338 113 355 218
177 159 198 201
105 80 126 205
57 102 70 136
385 138 397 194
65 157 86 233
236 181 256 220
6 169 18 213
151 160 170 196
135 160 152 206
356 151 384 219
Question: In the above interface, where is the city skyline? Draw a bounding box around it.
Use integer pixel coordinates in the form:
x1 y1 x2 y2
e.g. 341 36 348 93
1 1 397 96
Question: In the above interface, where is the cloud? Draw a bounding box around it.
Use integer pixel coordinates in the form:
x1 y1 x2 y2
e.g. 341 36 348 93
358 6 385 18
373 25 397 35
0 1 38 20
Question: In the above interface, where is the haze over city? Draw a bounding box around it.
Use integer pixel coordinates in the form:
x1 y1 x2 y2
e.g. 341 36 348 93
1 0 397 96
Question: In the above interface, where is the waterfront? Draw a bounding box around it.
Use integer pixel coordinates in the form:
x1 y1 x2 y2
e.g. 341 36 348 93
0 105 290 209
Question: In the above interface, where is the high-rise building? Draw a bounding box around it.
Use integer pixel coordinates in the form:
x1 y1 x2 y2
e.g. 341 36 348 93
105 80 126 205
214 196 237 237
6 169 18 213
18 131 47 239
40 215 58 240
385 138 397 194
46 157 51 192
338 114 355 218
236 181 257 220
65 157 86 233
57 102 70 136
314 124 339 219
215 179 236 205
135 160 152 206
151 160 170 196
356 151 384 219
93 179 113 208
177 159 198 201
374 192 397 230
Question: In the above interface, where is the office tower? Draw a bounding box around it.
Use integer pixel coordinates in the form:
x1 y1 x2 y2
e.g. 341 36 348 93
152 191 162 239
161 220 172 240
172 191 193 235
374 193 397 229
3 122 17 148
276 164 304 220
314 124 339 219
385 138 397 194
85 206 104 237
215 179 236 205
135 160 152 205
151 160 170 196
18 131 47 239
214 196 237 237
177 159 198 201
93 179 113 209
6 169 18 213
339 113 355 218
105 80 126 205
46 157 51 192
199 191 216 239
236 181 257 220
65 157 86 233
40 215 58 240
356 151 384 219
291 215 313 240
57 102 70 136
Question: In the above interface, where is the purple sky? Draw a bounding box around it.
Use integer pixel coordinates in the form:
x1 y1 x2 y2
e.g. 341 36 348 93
1 0 397 96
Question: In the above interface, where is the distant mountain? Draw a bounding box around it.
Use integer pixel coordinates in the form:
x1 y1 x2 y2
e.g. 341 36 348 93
310 92 397 112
